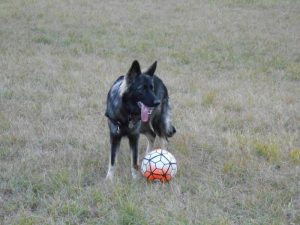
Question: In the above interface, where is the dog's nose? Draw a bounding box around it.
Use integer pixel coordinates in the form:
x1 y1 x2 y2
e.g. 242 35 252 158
153 99 161 107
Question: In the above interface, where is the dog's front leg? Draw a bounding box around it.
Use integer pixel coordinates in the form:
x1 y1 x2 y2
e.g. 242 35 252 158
106 134 121 181
128 134 140 179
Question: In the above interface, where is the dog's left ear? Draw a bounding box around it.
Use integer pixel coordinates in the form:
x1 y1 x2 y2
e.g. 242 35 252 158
144 61 157 77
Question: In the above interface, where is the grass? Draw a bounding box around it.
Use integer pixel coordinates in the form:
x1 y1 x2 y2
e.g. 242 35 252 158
202 90 217 107
289 148 300 164
1 0 299 224
253 140 280 162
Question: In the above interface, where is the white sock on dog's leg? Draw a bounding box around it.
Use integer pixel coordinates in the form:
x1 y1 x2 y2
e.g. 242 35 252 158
106 154 117 181
106 165 115 181
131 151 140 179
131 167 139 179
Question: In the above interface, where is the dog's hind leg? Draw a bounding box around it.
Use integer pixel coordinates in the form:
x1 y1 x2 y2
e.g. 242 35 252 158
106 135 121 181
128 134 140 179
159 137 168 150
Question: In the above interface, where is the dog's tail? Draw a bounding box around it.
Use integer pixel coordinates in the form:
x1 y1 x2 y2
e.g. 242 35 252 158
151 98 176 140
159 98 176 140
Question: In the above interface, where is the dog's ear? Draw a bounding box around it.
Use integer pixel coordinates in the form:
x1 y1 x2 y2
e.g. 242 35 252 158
126 60 141 82
144 61 157 77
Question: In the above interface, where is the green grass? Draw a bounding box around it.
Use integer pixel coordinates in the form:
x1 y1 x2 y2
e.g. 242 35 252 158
0 112 10 132
0 0 299 224
286 63 300 81
253 141 281 162
202 90 217 107
289 148 300 164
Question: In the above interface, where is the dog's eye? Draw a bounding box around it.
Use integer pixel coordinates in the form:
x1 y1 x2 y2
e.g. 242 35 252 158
149 85 154 91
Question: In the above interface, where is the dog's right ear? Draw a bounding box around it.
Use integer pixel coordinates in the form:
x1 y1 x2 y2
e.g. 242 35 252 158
126 60 141 82
120 61 141 96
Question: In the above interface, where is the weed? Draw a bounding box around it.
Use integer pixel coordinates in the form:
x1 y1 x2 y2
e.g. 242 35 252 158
32 36 52 45
171 52 190 65
253 141 280 162
3 90 14 99
15 216 35 225
223 101 243 113
289 148 300 164
49 168 70 193
0 135 26 148
202 90 217 107
0 112 10 132
118 201 147 225
286 63 300 81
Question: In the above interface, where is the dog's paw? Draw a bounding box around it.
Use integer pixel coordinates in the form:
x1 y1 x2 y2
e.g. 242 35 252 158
106 168 115 181
131 171 139 179
131 165 141 180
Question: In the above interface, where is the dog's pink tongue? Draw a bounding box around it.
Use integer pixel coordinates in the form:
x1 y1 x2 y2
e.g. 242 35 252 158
140 103 149 122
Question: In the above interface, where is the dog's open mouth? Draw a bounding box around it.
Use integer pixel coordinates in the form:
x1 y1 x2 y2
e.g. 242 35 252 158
138 102 153 122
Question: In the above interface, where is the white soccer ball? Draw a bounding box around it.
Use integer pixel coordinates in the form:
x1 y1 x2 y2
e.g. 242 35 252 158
141 149 177 182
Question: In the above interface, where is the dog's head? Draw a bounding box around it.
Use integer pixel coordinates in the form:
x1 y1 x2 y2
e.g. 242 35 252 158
120 60 160 122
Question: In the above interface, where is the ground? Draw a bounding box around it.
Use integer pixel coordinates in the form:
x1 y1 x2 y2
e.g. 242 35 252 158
0 0 299 224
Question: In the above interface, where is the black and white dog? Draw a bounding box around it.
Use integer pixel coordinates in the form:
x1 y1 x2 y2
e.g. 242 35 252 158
105 60 176 180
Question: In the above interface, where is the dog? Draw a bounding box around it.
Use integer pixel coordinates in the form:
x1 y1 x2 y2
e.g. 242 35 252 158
105 60 176 180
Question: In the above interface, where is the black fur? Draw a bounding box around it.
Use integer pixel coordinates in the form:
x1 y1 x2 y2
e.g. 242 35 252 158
105 60 176 178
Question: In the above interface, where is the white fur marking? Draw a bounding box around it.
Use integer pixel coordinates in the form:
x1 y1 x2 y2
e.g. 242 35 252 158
119 79 127 96
131 168 139 179
165 101 173 133
131 151 139 179
106 149 118 181
106 164 115 181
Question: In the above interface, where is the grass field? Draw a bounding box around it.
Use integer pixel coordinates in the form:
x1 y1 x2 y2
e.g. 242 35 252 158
1 0 300 224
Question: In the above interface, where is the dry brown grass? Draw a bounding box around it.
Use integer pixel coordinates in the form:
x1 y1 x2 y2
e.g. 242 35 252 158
1 0 300 224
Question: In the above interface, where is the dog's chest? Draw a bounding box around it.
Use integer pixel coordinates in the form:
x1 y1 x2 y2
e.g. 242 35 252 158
116 117 141 135
128 120 137 129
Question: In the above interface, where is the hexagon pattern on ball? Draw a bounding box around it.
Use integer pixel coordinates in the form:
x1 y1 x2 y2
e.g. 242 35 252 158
141 149 177 182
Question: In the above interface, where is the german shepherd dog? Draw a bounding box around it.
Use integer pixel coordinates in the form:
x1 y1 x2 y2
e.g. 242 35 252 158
105 60 176 180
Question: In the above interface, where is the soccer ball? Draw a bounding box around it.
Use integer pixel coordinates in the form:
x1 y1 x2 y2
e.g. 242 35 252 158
141 149 177 182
